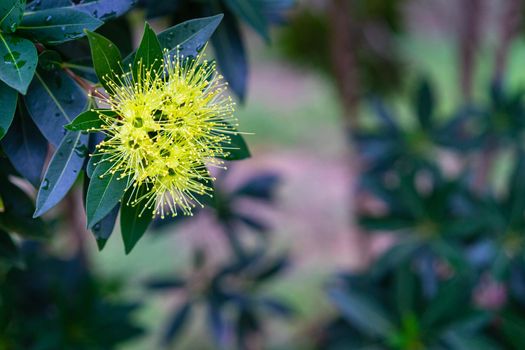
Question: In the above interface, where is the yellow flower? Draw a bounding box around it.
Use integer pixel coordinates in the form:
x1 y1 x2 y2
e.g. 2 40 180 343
93 50 238 218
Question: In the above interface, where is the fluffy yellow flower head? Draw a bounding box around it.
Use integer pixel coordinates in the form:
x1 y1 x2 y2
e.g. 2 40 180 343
93 50 237 218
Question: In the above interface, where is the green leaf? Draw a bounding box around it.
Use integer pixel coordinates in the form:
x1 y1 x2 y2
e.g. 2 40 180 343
223 0 269 41
499 312 525 349
0 230 20 268
120 185 153 254
85 30 122 91
220 131 250 161
415 78 434 130
207 9 247 100
157 15 223 58
0 0 25 33
0 178 47 237
0 33 37 94
65 109 114 131
25 68 88 146
1 103 47 187
86 156 129 228
133 22 163 79
327 285 395 338
0 80 17 140
17 8 103 45
34 131 88 217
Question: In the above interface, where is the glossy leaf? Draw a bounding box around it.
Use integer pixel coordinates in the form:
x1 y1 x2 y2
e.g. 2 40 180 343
1 106 47 187
0 80 17 140
91 203 119 251
65 109 114 131
157 14 223 58
0 0 24 32
0 33 37 94
17 8 103 45
120 185 153 254
68 0 135 21
86 156 128 228
34 131 88 217
85 30 122 91
25 68 88 146
133 22 162 78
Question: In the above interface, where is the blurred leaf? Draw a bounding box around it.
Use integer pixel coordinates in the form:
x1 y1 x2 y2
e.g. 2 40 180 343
85 30 122 91
144 277 186 290
415 78 434 130
25 68 88 146
163 301 192 345
17 8 103 44
0 179 47 237
327 284 394 338
34 131 88 217
0 0 24 32
209 8 247 101
0 81 17 140
234 172 279 200
499 312 525 349
120 185 152 254
1 105 47 187
223 0 269 41
421 277 470 328
442 331 499 350
0 229 20 268
0 33 37 94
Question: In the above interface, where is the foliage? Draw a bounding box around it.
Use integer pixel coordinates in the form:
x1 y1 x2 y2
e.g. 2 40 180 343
321 78 525 349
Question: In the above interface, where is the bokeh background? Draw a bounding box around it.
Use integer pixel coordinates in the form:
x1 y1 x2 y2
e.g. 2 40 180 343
84 0 525 348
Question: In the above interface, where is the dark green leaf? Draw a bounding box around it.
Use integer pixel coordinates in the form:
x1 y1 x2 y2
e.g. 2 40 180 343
0 80 17 140
86 156 128 228
163 302 192 345
327 285 394 338
0 178 47 237
65 109 113 131
34 131 88 217
157 14 223 58
120 185 153 254
133 22 162 79
207 8 247 100
91 203 119 251
25 68 88 146
415 78 434 130
220 131 250 161
0 33 37 94
17 8 103 45
0 0 24 32
0 230 20 268
1 105 47 187
499 312 525 349
223 0 269 41
85 30 122 91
